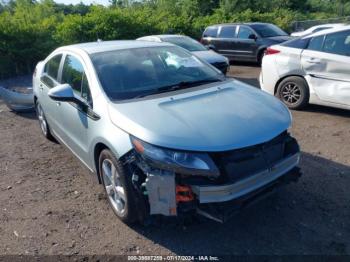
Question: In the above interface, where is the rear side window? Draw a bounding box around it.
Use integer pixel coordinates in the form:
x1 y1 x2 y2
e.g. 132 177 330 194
44 55 62 80
237 26 254 39
281 38 309 49
203 27 218 38
61 55 92 104
323 30 350 56
307 35 325 51
218 26 236 38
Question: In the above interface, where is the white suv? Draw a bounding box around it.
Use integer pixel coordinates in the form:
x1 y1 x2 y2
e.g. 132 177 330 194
260 25 350 110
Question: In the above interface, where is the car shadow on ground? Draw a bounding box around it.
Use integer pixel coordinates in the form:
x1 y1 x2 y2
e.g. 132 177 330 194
230 61 260 68
131 152 350 255
300 104 350 118
6 108 36 119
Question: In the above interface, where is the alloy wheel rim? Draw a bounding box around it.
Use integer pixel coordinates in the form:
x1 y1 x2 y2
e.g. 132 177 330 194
102 159 126 215
37 104 47 135
281 83 301 105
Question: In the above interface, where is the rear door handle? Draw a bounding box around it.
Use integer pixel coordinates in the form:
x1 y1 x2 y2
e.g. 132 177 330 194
56 102 61 106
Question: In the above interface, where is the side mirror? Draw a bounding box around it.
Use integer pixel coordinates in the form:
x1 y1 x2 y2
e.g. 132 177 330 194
48 84 88 108
248 34 257 40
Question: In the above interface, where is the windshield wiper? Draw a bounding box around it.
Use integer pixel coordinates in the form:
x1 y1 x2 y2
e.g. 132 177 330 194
134 78 223 99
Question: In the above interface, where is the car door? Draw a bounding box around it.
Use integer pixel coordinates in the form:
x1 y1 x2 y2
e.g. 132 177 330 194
202 26 219 48
236 25 258 61
215 25 237 58
301 30 350 106
38 54 64 134
56 53 96 165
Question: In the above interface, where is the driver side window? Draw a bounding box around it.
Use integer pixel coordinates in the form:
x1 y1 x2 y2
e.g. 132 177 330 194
61 55 92 105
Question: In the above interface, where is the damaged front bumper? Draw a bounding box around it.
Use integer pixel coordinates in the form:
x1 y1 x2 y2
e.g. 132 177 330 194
192 153 300 204
128 132 301 223
196 166 302 223
0 86 34 111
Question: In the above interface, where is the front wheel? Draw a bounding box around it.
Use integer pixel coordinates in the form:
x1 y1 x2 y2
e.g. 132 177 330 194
276 76 309 110
99 149 138 224
35 101 55 141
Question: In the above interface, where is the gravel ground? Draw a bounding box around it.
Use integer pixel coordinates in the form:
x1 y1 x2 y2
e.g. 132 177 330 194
0 65 349 256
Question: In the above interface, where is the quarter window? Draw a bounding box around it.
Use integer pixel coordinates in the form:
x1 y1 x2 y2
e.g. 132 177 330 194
281 38 309 49
323 30 350 56
307 35 324 51
237 26 254 39
218 26 236 38
61 55 92 105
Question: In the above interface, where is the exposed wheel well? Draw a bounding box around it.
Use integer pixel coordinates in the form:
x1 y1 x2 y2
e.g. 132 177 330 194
274 75 308 95
94 143 109 184
257 48 266 59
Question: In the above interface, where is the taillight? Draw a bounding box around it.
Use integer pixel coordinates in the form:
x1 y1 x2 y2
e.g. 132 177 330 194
265 47 281 55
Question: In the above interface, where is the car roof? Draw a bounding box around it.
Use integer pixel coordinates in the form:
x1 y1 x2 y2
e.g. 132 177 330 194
309 23 345 29
303 24 350 38
138 34 188 40
206 22 271 28
57 40 173 55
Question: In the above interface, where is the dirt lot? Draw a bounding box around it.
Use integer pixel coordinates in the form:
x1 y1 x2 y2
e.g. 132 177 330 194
0 65 349 256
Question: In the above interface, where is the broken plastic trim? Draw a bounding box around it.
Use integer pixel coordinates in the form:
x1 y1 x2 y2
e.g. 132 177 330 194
145 169 177 216
122 151 178 217
0 86 34 112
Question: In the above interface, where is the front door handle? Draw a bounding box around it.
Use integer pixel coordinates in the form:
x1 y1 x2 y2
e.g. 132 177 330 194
306 58 321 64
56 102 61 106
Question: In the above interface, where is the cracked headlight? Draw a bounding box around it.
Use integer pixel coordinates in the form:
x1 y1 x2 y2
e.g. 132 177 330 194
130 136 219 177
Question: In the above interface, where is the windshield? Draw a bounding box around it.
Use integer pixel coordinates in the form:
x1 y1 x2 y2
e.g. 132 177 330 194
163 36 207 52
250 24 288 38
91 46 223 100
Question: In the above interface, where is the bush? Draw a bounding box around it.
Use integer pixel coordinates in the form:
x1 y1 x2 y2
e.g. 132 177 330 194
0 0 346 79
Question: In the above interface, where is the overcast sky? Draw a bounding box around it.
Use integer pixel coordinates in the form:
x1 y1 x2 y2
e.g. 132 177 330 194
54 0 110 5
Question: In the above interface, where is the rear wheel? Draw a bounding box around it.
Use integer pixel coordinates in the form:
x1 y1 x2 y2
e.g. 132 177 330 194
99 149 137 224
276 76 309 110
35 101 55 141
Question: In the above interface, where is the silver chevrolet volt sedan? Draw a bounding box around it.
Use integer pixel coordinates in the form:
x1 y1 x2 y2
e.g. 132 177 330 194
33 40 301 224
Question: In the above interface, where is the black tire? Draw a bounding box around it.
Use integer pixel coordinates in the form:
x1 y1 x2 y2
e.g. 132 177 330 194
99 149 137 224
35 101 55 141
276 76 309 110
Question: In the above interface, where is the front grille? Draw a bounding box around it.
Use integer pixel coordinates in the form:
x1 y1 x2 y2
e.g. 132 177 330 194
210 132 299 183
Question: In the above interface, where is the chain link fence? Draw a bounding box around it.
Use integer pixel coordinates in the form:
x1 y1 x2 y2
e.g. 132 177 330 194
292 16 350 32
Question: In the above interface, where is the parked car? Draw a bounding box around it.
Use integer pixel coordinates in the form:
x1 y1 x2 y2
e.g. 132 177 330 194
33 40 301 224
291 23 346 38
201 22 291 64
260 25 350 110
137 34 229 74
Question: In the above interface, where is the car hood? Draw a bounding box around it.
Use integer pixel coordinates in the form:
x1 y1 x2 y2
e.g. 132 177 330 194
108 80 291 152
192 50 228 65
